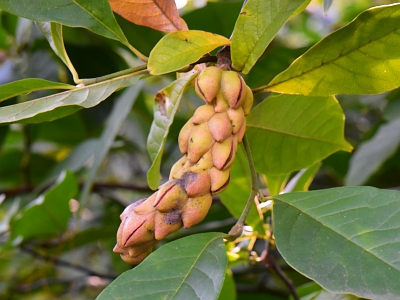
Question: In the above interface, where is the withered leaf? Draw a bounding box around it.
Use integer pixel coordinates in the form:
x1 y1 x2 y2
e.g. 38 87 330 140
109 0 188 33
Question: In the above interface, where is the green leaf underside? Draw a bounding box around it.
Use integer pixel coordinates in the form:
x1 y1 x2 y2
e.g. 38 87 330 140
267 4 400 96
231 0 308 74
148 30 230 75
246 94 352 175
0 78 74 103
220 146 264 233
35 22 79 81
96 233 227 300
10 171 78 242
0 73 143 124
0 0 127 43
273 186 400 299
147 72 198 190
346 118 400 186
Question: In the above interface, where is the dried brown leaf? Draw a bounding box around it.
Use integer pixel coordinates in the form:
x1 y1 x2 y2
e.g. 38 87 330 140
109 0 188 33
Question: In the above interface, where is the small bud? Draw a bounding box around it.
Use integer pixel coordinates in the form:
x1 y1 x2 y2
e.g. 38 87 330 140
178 118 194 155
209 167 231 194
195 66 222 103
208 112 232 142
221 71 245 109
235 118 246 143
189 150 213 172
182 193 213 228
241 85 254 116
187 123 215 164
153 180 188 212
214 94 230 113
119 211 156 247
183 171 211 197
227 108 245 134
169 155 187 179
212 136 236 170
154 210 183 240
192 104 216 125
134 193 157 214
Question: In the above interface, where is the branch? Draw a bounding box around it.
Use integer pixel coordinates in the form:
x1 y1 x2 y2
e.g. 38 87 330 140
20 245 117 280
79 65 148 85
263 251 300 300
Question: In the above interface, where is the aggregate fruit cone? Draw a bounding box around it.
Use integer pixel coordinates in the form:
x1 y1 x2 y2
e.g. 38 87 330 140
114 66 253 264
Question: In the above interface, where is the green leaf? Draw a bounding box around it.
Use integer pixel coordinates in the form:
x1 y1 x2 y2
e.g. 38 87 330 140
96 232 227 300
266 4 400 96
346 119 400 186
147 72 198 190
220 146 264 234
247 94 352 175
231 0 309 74
0 78 74 103
0 73 143 124
10 170 78 243
0 0 128 44
148 30 230 75
35 22 80 82
273 186 400 299
79 83 143 205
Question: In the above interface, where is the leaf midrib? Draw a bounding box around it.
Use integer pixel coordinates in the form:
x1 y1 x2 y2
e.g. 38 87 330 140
237 0 298 69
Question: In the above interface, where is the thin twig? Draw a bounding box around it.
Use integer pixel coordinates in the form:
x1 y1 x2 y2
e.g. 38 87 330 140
79 65 148 86
21 245 117 280
260 218 300 300
227 134 260 239
264 252 300 300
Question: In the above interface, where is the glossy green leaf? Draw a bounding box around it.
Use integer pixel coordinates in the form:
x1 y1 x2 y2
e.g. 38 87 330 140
80 83 143 205
0 73 143 124
0 0 128 43
0 78 74 103
97 232 227 300
147 71 198 190
346 118 400 186
231 0 308 74
266 4 400 96
273 186 400 299
148 30 230 75
220 146 264 234
246 94 352 175
35 22 80 82
10 170 78 243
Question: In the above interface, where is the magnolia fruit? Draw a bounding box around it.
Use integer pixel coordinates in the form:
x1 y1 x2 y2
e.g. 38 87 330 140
114 66 253 265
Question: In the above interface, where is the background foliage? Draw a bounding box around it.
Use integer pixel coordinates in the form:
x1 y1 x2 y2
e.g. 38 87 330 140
1 0 400 299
